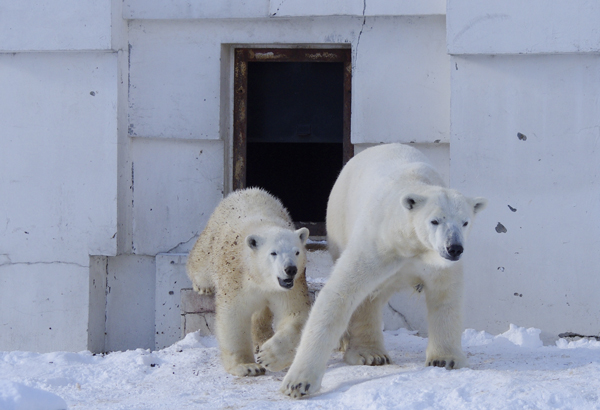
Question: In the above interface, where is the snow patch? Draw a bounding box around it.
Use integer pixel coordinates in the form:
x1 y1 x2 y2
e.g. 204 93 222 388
556 337 600 349
496 323 543 348
0 380 67 410
2 326 600 409
463 324 543 349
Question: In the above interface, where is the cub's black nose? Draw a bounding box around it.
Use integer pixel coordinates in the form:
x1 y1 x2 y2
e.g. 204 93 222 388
284 266 297 277
447 244 464 258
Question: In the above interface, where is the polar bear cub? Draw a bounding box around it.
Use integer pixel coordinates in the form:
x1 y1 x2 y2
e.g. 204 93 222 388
282 143 487 397
187 188 310 377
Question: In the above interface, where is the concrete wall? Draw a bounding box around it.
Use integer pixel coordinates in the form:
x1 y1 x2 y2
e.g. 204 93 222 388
3 0 598 353
125 12 450 348
448 0 600 341
0 50 118 351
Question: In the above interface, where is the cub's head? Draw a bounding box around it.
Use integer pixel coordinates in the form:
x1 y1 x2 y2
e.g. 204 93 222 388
245 227 309 291
401 188 487 266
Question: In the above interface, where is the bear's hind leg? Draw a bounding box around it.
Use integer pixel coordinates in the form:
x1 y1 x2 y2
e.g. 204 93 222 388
343 286 395 366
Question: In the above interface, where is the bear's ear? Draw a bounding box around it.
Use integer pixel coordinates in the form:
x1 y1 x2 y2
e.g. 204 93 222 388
472 197 488 214
246 234 264 250
296 227 310 245
401 194 427 211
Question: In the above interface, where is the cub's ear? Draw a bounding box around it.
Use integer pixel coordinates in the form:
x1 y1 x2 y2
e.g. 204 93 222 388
472 197 488 214
296 227 310 245
401 194 427 211
246 235 264 250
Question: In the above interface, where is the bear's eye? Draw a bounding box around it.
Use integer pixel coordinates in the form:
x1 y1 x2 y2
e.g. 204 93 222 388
431 220 439 226
270 252 277 256
295 251 300 256
463 222 469 227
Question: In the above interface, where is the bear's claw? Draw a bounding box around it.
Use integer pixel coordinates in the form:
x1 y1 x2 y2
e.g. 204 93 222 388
281 372 319 399
426 358 460 370
255 342 293 372
343 347 391 366
230 363 266 377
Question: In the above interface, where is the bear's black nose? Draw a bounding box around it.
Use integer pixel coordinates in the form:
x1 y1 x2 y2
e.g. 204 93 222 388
284 266 297 277
447 244 464 258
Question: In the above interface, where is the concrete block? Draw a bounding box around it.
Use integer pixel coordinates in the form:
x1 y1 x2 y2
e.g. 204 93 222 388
450 54 600 338
270 0 445 17
130 138 224 255
0 52 118 266
180 289 215 313
124 0 269 19
447 0 600 55
105 255 156 352
88 256 108 353
352 16 450 144
0 263 91 352
183 313 216 337
128 16 448 146
155 253 193 350
0 0 112 51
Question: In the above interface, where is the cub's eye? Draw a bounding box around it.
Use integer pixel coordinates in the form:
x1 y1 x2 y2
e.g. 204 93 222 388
270 252 277 256
463 222 469 227
431 220 439 225
295 251 300 256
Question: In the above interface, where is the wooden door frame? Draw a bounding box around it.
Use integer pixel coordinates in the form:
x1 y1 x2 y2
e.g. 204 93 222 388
232 47 353 191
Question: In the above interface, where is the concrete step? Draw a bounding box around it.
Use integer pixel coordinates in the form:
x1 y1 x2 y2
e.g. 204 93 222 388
179 280 325 338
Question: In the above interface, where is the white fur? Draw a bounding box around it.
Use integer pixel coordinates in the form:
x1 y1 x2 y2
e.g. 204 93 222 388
187 188 310 377
281 144 487 397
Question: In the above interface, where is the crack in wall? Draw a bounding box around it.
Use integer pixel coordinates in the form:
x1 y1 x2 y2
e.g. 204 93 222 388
353 0 367 69
0 255 88 269
165 233 199 254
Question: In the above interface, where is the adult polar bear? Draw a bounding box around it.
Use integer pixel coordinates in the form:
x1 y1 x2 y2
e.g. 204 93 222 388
282 143 487 397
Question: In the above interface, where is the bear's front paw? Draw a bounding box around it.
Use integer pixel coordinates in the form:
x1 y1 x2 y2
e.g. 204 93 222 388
229 363 266 377
425 353 467 370
256 340 293 372
280 367 320 399
344 347 391 366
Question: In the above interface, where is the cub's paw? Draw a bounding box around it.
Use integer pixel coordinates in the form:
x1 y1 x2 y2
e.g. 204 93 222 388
425 353 467 370
280 368 320 399
344 347 391 366
229 363 266 377
256 340 293 372
192 284 214 295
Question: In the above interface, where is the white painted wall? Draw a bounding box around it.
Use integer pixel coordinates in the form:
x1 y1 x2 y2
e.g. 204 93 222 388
0 51 118 352
123 0 445 19
105 256 156 351
5 0 599 354
127 16 448 145
0 53 118 265
130 138 224 255
0 0 125 353
451 54 600 341
126 15 449 255
447 0 600 55
0 0 112 51
448 0 600 341
352 16 450 144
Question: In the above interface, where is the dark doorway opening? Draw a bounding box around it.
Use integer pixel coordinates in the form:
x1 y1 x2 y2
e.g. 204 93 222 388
233 49 352 236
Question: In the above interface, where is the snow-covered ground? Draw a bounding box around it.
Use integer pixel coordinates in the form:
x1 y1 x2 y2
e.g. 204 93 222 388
2 324 600 410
